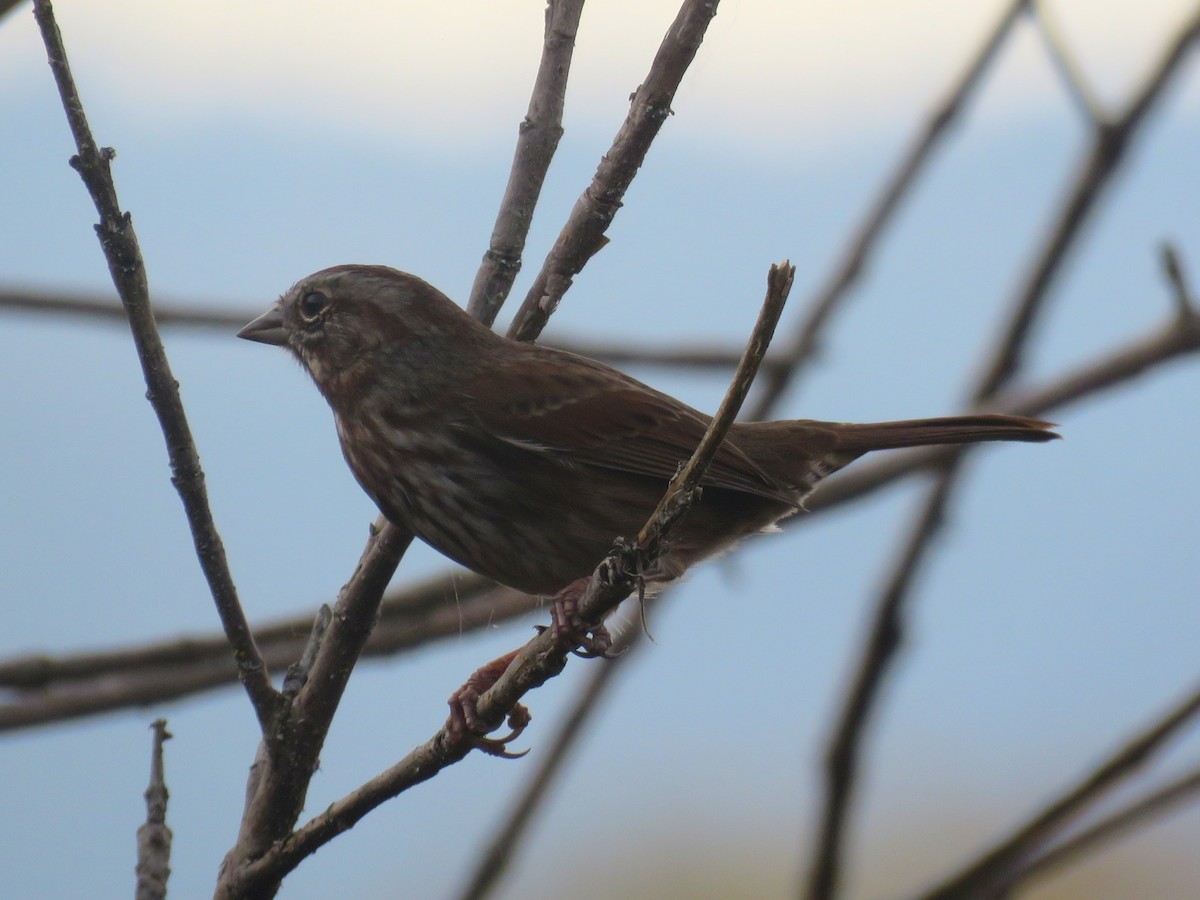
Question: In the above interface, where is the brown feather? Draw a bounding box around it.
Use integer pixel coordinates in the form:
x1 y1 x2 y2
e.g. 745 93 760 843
470 346 791 501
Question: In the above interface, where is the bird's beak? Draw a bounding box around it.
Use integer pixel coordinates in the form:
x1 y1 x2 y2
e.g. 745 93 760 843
237 304 288 346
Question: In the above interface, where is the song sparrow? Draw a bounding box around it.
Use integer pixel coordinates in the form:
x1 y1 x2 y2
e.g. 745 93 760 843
239 264 1058 598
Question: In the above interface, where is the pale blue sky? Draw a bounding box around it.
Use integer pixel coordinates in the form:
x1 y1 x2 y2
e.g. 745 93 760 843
2 3 1199 898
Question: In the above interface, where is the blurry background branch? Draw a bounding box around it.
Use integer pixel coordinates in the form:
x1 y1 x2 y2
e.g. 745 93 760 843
0 286 795 375
921 680 1200 898
805 8 1200 897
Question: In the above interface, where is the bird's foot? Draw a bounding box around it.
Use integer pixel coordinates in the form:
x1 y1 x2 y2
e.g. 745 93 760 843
549 577 613 658
446 649 531 759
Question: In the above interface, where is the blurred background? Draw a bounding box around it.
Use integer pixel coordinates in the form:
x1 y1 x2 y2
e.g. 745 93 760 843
2 1 1199 897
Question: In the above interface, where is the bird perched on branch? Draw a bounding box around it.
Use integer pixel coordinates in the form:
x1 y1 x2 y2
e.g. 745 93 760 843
240 264 1057 749
240 264 1056 591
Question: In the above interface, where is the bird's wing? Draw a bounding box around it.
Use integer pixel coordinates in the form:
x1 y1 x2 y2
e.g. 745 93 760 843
467 347 792 502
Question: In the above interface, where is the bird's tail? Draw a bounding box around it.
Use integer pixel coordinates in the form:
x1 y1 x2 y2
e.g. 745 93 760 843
832 414 1059 453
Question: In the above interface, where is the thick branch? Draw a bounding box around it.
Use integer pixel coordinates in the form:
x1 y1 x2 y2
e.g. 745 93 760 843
217 520 415 897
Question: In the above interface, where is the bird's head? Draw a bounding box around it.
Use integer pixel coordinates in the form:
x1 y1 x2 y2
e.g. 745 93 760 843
239 264 488 399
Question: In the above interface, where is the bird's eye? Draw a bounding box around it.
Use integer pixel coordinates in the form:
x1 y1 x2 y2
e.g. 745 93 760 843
298 290 329 323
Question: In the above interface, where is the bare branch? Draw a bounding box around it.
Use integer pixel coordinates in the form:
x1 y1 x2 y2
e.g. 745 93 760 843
467 0 586 326
0 286 244 329
1161 242 1195 316
31 0 278 730
808 469 962 900
0 571 491 690
0 582 541 732
1031 0 1107 124
135 719 172 900
217 520 415 895
507 0 722 342
919 683 1200 898
0 0 23 23
640 262 794 542
1007 765 1200 893
449 264 792 898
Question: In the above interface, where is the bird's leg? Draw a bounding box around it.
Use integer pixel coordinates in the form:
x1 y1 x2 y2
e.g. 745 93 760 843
549 576 613 658
446 649 531 759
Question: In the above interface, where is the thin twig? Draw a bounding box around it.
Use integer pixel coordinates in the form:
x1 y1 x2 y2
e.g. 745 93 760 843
747 0 1030 419
804 12 1200 896
1006 765 1200 893
1160 241 1195 315
467 0 586 327
4 299 1198 729
135 719 173 900
641 262 794 541
918 683 1200 899
281 605 332 700
31 0 278 731
227 261 793 895
1031 0 1107 124
0 287 248 328
507 0 722 343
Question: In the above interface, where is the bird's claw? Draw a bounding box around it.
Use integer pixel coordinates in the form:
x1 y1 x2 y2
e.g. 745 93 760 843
471 706 531 759
549 578 613 657
446 650 531 759
534 623 622 659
